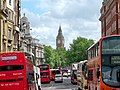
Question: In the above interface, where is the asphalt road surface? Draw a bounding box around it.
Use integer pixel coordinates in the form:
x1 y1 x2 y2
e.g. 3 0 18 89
41 77 77 90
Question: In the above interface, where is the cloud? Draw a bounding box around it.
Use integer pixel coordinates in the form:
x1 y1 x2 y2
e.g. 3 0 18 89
21 0 102 49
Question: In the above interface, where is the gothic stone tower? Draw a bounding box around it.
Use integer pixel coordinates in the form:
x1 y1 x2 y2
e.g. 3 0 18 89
56 25 65 49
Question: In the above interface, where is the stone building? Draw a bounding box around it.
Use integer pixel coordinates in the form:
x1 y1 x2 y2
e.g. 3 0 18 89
0 0 21 52
20 13 32 54
31 38 45 66
20 14 45 65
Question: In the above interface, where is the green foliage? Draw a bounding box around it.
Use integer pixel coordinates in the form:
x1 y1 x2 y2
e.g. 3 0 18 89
44 36 94 68
67 37 94 63
44 46 67 68
56 48 67 68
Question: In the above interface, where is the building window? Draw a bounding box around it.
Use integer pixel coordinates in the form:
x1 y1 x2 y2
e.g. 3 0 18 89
3 21 5 35
118 3 120 13
8 10 13 21
3 42 6 52
9 0 11 5
112 21 116 32
14 32 18 44
106 27 111 36
8 29 12 39
111 6 116 17
106 13 111 25
118 19 120 29
3 0 6 8
8 46 12 51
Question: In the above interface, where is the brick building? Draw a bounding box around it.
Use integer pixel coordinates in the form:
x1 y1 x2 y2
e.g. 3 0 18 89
100 0 120 37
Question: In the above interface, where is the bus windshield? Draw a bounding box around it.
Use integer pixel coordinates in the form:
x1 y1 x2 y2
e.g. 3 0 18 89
102 36 120 87
0 65 24 71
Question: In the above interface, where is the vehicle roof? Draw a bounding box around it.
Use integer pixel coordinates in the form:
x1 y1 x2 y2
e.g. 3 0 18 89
50 69 59 71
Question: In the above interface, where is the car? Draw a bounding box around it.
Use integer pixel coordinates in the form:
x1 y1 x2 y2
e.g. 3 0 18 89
55 70 63 83
63 72 68 77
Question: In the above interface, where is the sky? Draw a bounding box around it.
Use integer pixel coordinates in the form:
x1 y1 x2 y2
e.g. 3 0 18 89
21 0 103 49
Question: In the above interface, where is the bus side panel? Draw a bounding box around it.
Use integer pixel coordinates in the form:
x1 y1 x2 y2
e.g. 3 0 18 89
0 72 27 90
0 52 27 90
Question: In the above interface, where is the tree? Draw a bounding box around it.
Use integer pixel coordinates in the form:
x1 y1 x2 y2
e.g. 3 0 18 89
44 37 94 68
56 48 67 68
44 46 57 68
44 45 66 68
44 46 68 68
67 37 94 64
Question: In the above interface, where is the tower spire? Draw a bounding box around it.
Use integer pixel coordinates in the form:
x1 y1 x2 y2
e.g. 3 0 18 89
23 13 25 17
59 25 61 30
58 25 63 36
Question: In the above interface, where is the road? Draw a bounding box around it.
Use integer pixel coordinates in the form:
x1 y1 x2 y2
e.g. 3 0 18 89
41 77 77 90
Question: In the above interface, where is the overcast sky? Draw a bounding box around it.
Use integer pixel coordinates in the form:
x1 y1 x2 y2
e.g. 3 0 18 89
21 0 103 49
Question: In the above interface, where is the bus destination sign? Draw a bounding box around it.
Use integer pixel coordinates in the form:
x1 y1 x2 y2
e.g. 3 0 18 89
1 56 17 61
111 56 120 64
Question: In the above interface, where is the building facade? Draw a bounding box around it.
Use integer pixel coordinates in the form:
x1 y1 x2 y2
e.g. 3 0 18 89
100 0 120 37
0 0 20 52
56 25 65 49
31 38 45 66
20 13 32 54
20 14 45 65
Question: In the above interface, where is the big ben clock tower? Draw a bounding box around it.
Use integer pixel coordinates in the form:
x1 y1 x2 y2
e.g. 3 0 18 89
56 25 65 49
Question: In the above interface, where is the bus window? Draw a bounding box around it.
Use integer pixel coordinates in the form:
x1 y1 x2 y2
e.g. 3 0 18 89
96 67 100 79
0 65 24 71
40 65 49 70
88 70 93 81
116 69 120 82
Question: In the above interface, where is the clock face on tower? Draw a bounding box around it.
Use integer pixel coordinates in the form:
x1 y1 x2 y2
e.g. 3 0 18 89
58 40 61 44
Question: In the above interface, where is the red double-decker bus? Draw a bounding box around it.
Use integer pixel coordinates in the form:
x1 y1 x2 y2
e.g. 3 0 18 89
0 51 36 90
87 35 120 90
38 64 51 83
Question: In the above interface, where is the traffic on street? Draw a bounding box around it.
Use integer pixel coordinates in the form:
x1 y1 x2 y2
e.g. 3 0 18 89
41 77 77 90
1 0 120 90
